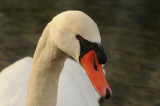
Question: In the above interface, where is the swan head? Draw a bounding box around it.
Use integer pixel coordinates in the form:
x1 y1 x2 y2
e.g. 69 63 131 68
50 11 112 99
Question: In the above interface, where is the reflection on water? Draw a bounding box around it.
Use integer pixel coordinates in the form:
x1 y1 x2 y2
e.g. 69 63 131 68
0 0 160 105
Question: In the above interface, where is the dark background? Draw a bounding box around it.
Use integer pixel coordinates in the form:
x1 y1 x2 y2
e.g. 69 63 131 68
0 0 160 105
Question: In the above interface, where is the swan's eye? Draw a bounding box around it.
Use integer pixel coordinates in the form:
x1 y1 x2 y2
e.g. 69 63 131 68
94 61 97 71
76 35 83 41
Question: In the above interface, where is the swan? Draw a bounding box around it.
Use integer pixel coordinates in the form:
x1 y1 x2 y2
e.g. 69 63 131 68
0 10 112 106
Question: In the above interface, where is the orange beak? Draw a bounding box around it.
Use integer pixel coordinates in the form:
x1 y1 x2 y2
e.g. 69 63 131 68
80 50 112 98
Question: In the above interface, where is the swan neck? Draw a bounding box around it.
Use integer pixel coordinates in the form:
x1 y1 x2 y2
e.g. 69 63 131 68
26 24 67 106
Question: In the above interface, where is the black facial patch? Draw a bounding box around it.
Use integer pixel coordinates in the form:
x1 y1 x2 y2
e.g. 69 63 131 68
76 35 107 64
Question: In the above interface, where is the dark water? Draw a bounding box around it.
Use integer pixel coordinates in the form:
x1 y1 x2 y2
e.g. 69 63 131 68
0 0 160 106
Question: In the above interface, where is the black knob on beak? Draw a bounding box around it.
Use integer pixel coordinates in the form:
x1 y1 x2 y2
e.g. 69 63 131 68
96 46 107 64
105 88 111 99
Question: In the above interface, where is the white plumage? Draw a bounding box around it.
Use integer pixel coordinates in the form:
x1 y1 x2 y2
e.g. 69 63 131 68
0 57 100 106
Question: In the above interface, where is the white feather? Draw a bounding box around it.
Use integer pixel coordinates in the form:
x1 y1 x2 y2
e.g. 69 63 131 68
0 57 101 106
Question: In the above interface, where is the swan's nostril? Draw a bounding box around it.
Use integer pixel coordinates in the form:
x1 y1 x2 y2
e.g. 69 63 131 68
105 88 111 99
94 61 97 71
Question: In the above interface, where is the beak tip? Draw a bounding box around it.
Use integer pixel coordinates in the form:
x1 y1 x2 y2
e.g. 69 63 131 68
104 88 112 99
104 93 111 99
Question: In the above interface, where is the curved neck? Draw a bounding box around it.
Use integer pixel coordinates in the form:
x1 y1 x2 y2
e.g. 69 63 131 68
25 24 68 106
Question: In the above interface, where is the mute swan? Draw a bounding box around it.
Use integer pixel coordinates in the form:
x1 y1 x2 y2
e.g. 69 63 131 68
0 11 112 106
